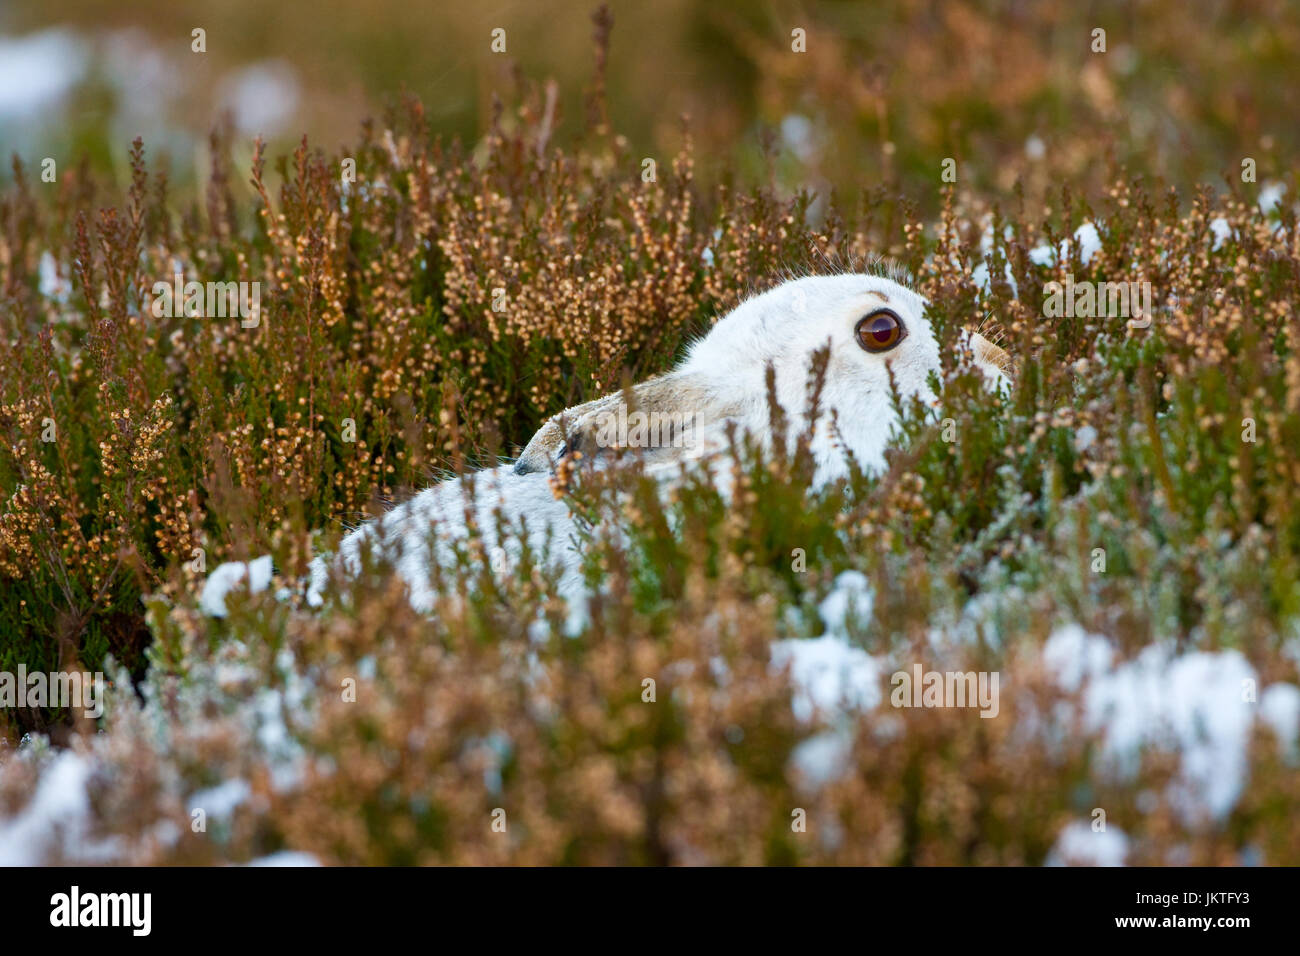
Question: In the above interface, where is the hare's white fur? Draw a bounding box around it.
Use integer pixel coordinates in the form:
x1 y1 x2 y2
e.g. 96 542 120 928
200 272 1009 617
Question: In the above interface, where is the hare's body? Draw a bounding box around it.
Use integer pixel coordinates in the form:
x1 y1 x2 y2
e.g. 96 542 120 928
313 464 585 613
201 272 1010 617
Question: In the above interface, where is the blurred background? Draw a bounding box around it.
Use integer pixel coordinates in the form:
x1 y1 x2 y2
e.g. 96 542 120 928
2 0 1298 213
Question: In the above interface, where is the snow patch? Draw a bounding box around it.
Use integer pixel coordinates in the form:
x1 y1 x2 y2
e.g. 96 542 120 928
770 634 883 722
1046 820 1129 866
1043 624 1299 820
817 570 873 637
187 778 251 821
243 851 321 866
0 751 119 865
0 30 88 121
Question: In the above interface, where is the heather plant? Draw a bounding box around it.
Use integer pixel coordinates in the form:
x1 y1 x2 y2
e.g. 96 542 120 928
10 1 1300 217
2 9 1299 865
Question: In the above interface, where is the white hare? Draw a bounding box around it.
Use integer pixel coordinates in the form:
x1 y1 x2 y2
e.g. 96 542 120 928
200 271 1011 617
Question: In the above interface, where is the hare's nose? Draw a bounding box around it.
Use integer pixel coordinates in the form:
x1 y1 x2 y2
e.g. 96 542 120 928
513 460 537 475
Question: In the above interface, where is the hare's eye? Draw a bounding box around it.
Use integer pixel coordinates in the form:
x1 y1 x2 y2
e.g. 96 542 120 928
855 309 906 353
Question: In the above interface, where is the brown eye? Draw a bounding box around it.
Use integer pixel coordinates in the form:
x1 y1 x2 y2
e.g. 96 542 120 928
855 309 906 353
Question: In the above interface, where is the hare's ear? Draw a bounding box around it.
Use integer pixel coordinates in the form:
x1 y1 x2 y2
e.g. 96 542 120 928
512 395 609 475
961 326 1015 389
513 373 727 475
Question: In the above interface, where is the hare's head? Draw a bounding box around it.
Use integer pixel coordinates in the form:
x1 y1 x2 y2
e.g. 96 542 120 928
515 272 1011 483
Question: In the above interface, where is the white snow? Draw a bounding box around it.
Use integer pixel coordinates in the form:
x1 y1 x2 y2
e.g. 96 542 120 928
1042 624 1299 820
0 30 88 121
789 729 853 787
199 554 275 616
187 778 251 821
1260 683 1300 753
972 221 1102 295
1209 217 1233 250
0 640 315 863
1073 424 1098 453
770 635 882 722
1046 820 1129 866
1028 221 1102 269
0 751 115 865
1072 222 1103 264
218 61 301 136
817 570 873 636
243 851 321 866
771 570 880 722
780 114 818 162
38 252 73 304
1258 181 1286 216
